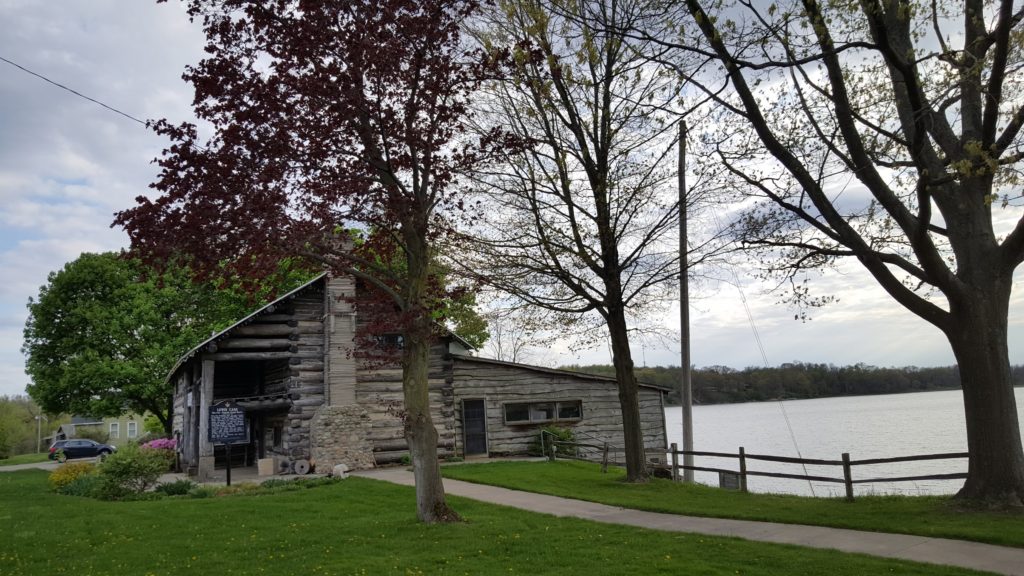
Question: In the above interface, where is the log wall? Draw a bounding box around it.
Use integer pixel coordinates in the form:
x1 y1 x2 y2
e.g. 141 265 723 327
354 342 457 464
451 357 667 457
173 279 330 473
275 285 325 461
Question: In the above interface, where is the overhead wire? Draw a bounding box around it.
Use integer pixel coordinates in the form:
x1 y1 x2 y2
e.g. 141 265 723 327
0 54 148 126
710 208 817 496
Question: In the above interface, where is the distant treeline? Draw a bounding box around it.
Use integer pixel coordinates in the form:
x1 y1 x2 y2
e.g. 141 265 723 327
560 363 1024 405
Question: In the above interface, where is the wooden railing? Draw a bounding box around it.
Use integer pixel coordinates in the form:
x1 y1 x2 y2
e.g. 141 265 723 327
665 443 969 500
540 430 617 472
539 431 969 500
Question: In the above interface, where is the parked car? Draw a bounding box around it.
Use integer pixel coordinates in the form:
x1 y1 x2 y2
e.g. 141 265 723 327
48 439 116 462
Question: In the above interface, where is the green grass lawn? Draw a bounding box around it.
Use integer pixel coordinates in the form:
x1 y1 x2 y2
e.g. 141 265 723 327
441 460 1024 548
0 469 993 576
0 453 49 467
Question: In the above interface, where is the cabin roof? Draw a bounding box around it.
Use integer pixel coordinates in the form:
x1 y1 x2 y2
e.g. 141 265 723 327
168 273 478 381
167 273 329 381
451 355 671 393
70 415 104 425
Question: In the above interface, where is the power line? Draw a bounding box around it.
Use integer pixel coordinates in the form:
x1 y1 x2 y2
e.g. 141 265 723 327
0 54 148 127
710 208 817 496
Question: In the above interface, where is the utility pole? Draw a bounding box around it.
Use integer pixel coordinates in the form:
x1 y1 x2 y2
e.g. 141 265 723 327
35 414 43 453
679 121 694 482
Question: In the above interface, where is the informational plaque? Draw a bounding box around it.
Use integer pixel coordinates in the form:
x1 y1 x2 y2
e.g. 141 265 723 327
209 400 248 444
719 471 741 491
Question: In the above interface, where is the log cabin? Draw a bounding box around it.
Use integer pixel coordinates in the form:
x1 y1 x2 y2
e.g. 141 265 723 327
168 273 668 478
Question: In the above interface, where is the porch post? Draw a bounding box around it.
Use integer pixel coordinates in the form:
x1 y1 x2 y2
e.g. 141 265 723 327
198 359 216 480
181 370 193 469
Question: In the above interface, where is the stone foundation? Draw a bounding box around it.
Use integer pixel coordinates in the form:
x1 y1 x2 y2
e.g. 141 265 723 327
310 405 375 472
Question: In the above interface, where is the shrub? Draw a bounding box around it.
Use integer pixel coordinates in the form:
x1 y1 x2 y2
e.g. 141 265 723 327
57 473 102 497
140 437 176 470
141 437 177 451
48 462 96 492
95 443 169 500
528 426 576 457
214 482 261 497
258 478 305 495
295 477 339 489
187 486 218 499
155 478 196 496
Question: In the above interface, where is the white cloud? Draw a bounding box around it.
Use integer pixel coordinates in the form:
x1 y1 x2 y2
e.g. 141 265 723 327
0 1 206 396
1 0 1022 401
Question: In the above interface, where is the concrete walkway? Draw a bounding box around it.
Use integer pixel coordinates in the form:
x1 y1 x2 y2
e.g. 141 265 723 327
355 467 1024 576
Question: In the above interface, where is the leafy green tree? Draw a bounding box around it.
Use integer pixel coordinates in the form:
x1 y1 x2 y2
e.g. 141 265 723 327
142 414 165 437
444 291 489 350
23 252 251 434
0 396 45 457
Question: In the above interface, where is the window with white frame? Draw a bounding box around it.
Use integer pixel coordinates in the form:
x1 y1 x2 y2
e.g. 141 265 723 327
503 400 582 425
109 422 120 439
127 421 138 438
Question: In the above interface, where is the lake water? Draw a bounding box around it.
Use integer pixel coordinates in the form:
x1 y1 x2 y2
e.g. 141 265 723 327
663 388 1024 497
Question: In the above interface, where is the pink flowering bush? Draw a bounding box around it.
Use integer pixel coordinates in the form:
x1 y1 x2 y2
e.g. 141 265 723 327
140 438 177 471
142 438 177 450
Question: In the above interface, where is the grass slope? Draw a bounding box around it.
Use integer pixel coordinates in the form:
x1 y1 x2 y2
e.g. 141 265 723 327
0 453 49 467
441 460 1024 548
0 469 990 575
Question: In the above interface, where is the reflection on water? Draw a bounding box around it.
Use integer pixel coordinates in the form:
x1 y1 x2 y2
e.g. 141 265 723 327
663 388 1024 496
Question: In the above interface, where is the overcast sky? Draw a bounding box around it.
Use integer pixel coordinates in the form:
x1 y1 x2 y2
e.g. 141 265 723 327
1 1 1022 399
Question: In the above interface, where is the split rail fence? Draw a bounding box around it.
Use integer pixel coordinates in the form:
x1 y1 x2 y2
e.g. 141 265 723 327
664 444 969 500
540 431 969 500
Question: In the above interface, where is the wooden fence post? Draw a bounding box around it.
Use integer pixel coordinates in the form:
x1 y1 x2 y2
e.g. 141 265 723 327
842 452 854 501
670 443 679 482
739 446 748 492
601 443 609 473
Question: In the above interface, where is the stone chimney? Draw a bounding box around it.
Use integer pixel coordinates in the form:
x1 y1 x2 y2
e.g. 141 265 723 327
325 272 357 406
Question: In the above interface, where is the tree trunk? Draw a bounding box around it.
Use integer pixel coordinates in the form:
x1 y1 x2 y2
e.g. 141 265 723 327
155 398 172 436
606 305 649 482
402 318 460 522
401 224 460 523
946 275 1024 506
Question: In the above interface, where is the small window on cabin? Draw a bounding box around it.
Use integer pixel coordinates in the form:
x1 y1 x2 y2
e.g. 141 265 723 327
504 403 530 423
557 401 582 421
109 422 120 439
375 334 405 350
504 401 583 425
530 403 555 422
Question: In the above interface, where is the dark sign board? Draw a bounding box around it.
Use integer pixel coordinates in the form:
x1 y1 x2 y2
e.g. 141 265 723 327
719 471 741 491
209 400 248 444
